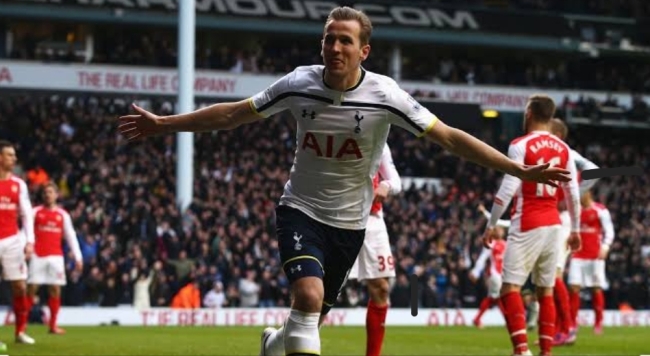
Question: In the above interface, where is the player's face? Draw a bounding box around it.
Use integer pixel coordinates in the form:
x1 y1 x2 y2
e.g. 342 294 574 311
44 186 58 205
321 20 370 77
0 147 17 171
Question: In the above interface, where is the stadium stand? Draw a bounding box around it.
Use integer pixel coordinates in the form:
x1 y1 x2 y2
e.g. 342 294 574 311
0 93 647 312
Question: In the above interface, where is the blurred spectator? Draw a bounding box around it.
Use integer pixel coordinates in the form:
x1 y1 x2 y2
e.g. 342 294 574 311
170 279 201 309
203 281 226 308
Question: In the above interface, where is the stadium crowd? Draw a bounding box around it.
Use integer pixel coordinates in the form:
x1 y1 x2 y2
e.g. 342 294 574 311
6 35 650 96
0 93 647 313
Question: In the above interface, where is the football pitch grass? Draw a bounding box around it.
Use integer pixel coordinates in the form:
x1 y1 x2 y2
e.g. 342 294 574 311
0 325 647 355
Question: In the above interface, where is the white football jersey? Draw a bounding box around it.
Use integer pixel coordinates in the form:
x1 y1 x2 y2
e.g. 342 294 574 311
250 65 437 230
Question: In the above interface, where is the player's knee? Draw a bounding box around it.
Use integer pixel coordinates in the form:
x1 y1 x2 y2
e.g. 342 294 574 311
500 282 520 296
48 285 61 298
291 277 324 313
11 281 27 296
569 285 580 293
367 278 390 305
536 286 553 298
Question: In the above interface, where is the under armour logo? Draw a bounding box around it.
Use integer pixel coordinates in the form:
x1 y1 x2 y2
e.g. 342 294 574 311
290 265 302 274
302 109 316 120
293 232 303 251
354 111 364 134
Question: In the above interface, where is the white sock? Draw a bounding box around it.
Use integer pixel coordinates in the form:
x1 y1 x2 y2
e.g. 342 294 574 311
284 309 321 355
265 326 285 356
528 301 540 326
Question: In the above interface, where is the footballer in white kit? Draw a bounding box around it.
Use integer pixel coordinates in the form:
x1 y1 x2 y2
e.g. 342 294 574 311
249 65 437 317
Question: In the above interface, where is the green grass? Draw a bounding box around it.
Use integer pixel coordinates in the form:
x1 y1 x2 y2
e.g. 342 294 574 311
0 325 647 355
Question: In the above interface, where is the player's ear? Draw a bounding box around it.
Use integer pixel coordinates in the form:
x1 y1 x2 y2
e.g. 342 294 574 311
360 44 370 61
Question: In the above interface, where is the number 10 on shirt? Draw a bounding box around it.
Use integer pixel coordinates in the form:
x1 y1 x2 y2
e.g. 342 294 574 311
536 156 561 197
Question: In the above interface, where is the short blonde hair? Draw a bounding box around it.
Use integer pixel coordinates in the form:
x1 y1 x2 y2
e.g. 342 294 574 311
550 118 568 140
324 6 373 45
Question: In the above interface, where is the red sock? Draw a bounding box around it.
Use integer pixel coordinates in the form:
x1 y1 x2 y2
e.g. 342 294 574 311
500 292 529 354
538 295 556 355
475 297 492 321
366 300 388 356
497 298 506 315
48 297 61 331
592 290 604 327
13 296 28 336
554 278 571 334
569 291 581 328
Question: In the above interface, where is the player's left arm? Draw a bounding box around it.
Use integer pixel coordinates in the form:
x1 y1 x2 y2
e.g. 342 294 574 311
18 180 34 246
62 211 83 267
384 85 569 185
598 207 615 259
376 144 402 198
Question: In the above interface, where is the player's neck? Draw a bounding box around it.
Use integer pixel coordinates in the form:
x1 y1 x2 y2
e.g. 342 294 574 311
46 203 57 209
527 122 551 133
0 170 11 180
324 67 361 91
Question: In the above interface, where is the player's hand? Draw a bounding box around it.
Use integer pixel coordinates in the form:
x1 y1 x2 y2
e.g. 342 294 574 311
482 226 498 249
373 181 390 203
75 260 83 272
477 204 486 214
24 242 33 261
118 103 165 142
567 232 581 252
517 163 571 188
598 246 609 260
468 273 478 284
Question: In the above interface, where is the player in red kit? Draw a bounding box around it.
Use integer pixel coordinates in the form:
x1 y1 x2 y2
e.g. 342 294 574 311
568 190 614 336
470 204 509 328
348 143 401 356
549 118 600 345
26 182 83 335
0 140 36 349
483 95 582 356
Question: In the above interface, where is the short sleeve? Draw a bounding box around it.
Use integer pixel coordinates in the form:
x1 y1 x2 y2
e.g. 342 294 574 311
385 83 438 138
249 70 297 118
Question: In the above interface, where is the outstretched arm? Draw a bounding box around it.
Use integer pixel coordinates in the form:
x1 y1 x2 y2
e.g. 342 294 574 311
119 71 296 141
426 121 570 185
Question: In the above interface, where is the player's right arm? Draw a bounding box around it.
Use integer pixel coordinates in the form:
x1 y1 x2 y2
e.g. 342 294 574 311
118 71 295 141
